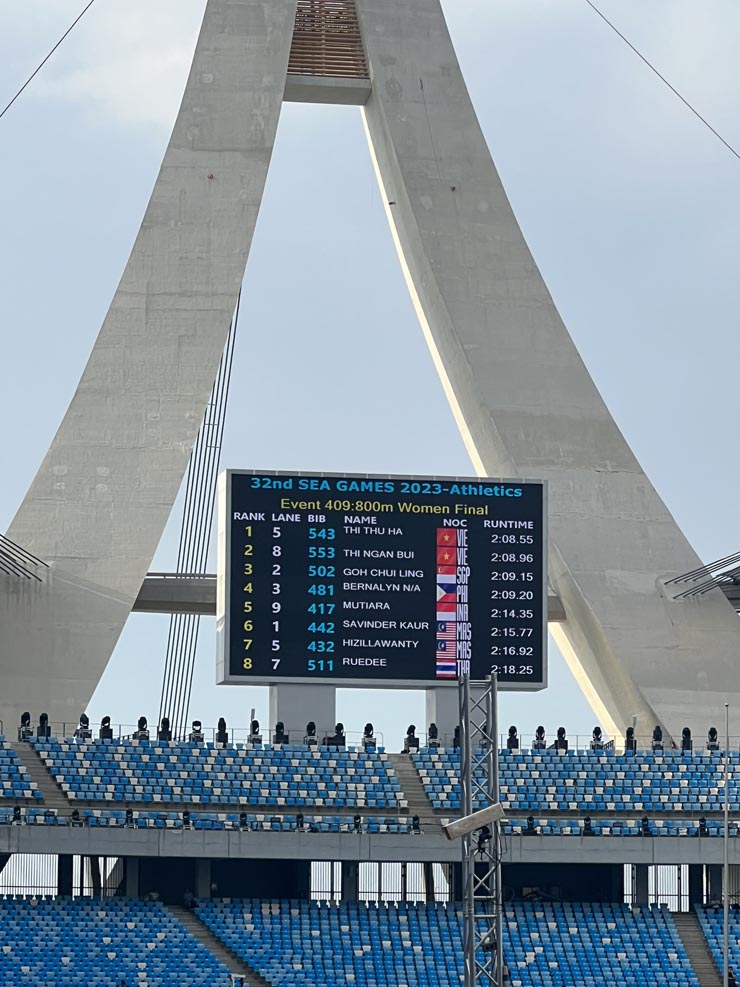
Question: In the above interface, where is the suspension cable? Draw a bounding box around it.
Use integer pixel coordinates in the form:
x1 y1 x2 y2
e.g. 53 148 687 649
1 0 100 122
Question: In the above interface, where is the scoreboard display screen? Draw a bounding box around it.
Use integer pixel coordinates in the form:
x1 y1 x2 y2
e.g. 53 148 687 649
216 470 547 689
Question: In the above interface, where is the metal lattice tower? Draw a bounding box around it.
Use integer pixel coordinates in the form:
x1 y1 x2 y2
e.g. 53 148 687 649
459 675 504 987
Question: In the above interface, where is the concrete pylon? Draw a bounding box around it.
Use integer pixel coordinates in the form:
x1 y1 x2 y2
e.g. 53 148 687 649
357 0 740 742
2 0 300 728
4 0 739 741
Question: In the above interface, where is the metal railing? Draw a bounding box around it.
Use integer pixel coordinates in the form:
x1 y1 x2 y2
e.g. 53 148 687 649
14 722 740 755
17 721 385 749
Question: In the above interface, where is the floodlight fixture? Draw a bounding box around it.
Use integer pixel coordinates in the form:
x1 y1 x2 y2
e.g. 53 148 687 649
404 724 419 754
183 810 191 828
590 726 605 751
74 714 92 742
651 726 663 751
273 721 289 745
304 721 317 748
554 726 568 752
216 718 228 746
452 726 461 751
443 802 506 841
353 814 362 833
38 713 50 739
157 717 171 742
189 720 204 743
477 825 492 854
625 726 636 753
135 717 149 741
362 723 376 751
18 712 33 742
412 815 421 835
583 816 595 836
99 716 113 741
533 726 546 751
507 726 519 751
681 727 692 752
249 720 262 744
708 727 720 751
296 812 304 832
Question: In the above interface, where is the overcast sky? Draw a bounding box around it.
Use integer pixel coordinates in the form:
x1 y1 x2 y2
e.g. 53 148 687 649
2 0 740 747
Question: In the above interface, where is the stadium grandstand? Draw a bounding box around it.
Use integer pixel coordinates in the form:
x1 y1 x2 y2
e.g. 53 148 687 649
4 0 740 986
0 718 736 984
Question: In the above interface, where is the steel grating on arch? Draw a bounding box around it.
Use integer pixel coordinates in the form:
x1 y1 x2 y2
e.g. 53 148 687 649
289 0 368 79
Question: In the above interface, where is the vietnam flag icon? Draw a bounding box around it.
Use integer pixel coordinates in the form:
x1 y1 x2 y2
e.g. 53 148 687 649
437 547 455 566
436 528 458 547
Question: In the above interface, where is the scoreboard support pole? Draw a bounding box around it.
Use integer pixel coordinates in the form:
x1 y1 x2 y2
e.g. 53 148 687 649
459 674 503 987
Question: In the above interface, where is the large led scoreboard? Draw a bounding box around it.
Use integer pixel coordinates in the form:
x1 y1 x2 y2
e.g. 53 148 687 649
217 471 547 689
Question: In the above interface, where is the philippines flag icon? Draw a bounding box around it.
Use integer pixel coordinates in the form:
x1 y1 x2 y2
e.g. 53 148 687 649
436 659 457 679
437 529 458 547
436 585 457 605
437 621 456 642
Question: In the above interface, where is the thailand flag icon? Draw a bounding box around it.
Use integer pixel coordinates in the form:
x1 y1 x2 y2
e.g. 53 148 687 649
436 658 457 679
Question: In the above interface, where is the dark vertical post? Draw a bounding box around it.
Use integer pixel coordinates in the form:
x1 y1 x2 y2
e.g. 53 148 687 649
57 855 73 896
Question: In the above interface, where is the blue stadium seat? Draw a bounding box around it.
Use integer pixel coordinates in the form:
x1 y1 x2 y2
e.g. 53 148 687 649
0 896 231 986
414 747 740 815
195 898 699 987
30 740 405 810
0 741 40 800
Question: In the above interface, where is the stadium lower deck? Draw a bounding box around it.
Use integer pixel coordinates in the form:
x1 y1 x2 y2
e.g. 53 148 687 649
0 897 737 987
1 736 739 985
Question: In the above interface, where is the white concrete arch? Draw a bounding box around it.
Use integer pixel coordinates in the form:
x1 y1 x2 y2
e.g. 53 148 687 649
357 0 740 740
4 0 738 740
2 0 299 727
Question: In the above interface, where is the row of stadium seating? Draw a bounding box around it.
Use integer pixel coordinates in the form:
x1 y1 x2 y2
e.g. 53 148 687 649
195 898 699 987
415 748 740 812
31 739 404 807
2 806 736 837
10 738 740 820
5 897 740 987
0 808 413 833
